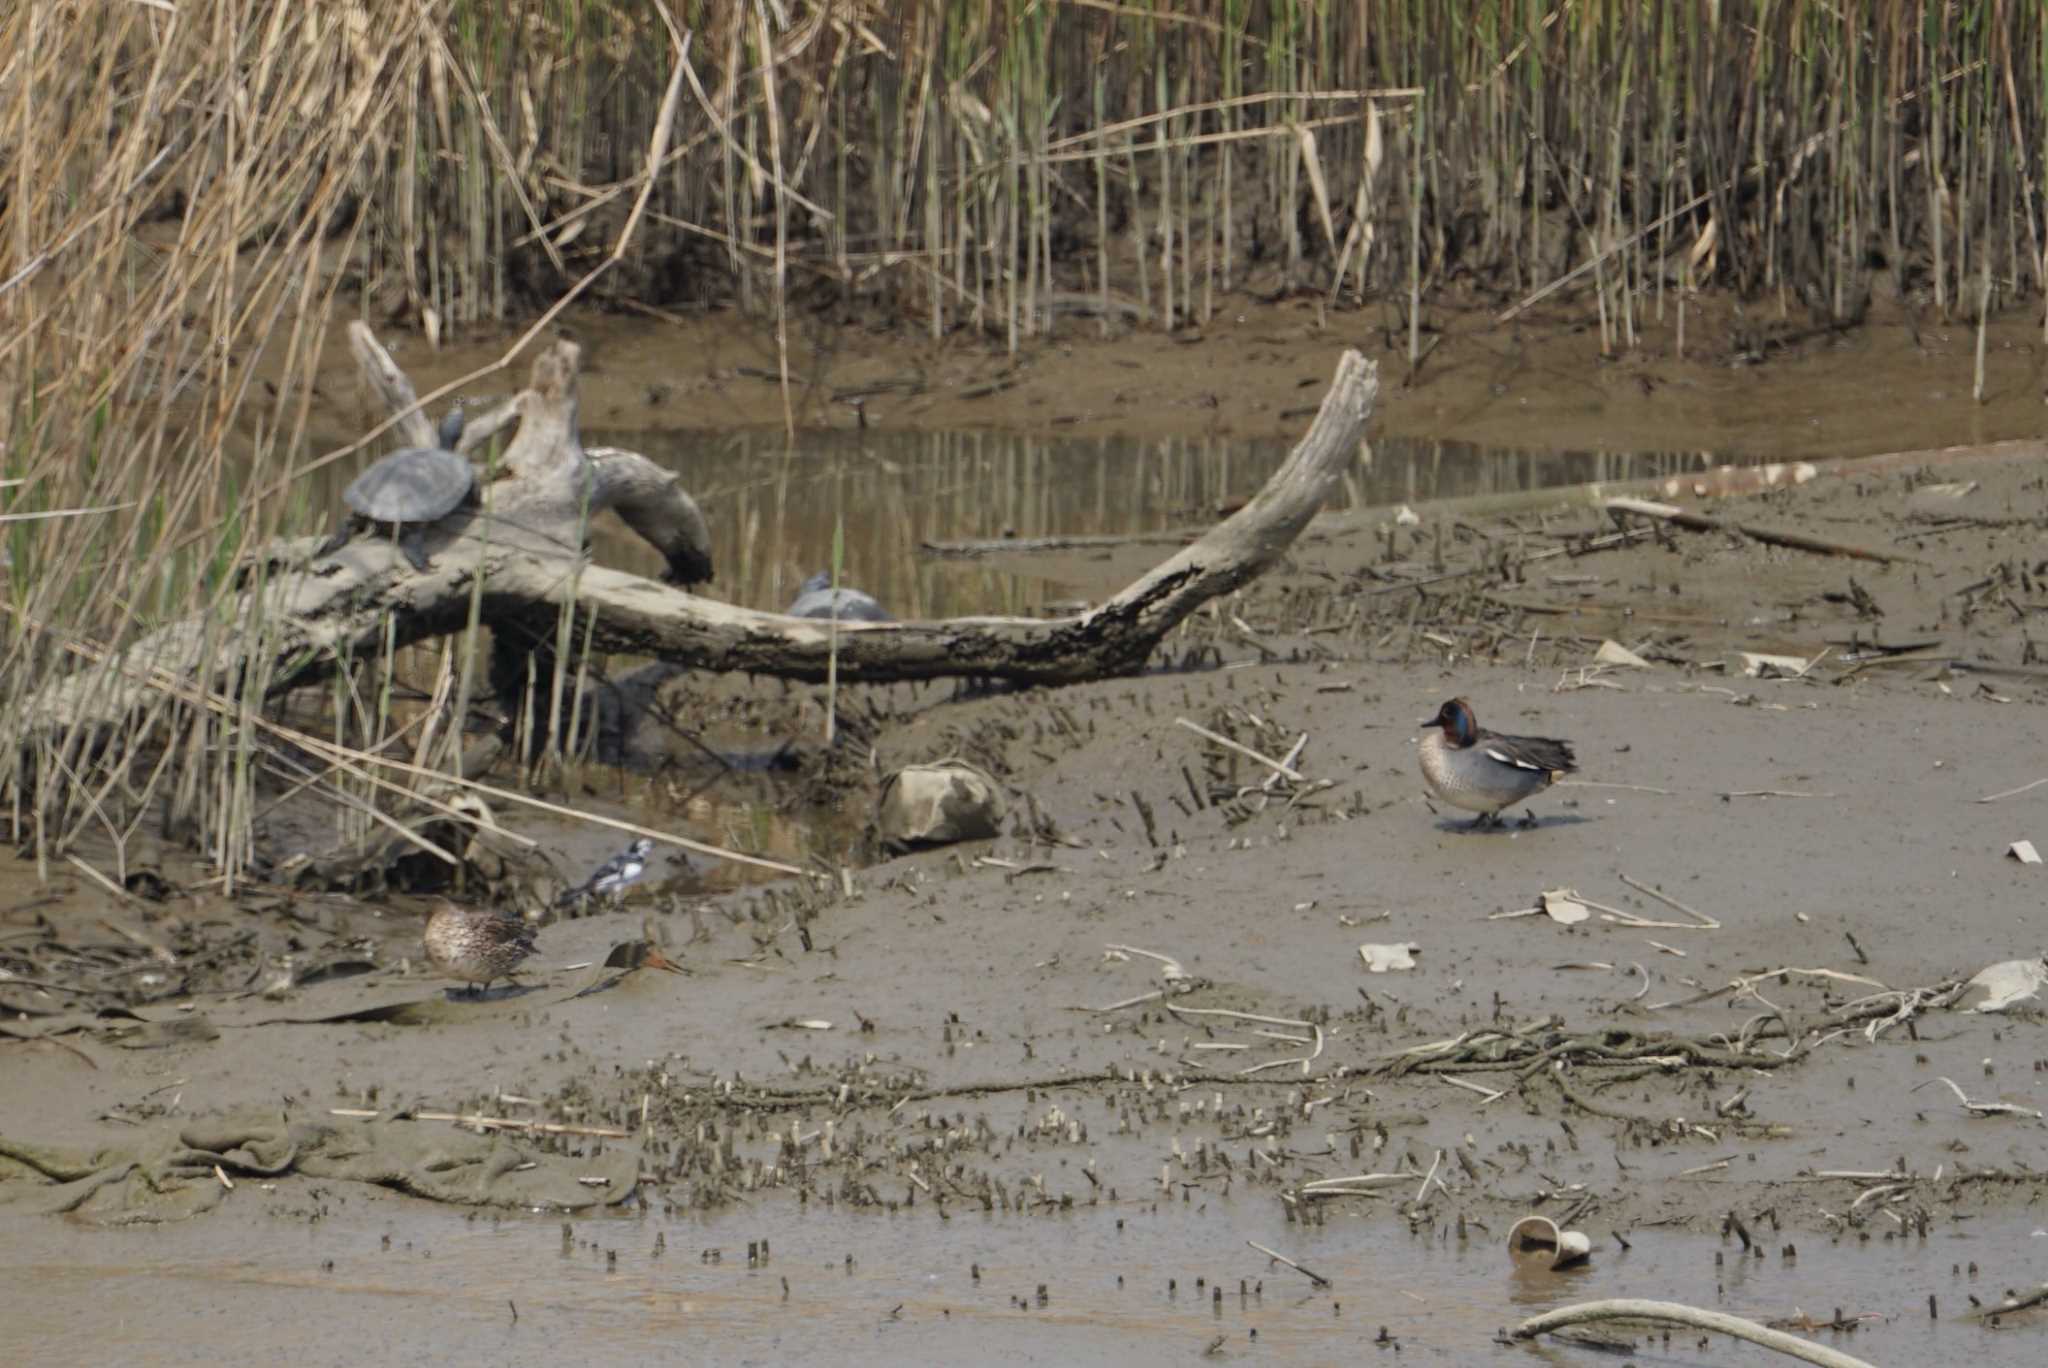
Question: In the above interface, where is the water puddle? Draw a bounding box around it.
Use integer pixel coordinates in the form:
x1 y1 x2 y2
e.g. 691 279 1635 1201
585 428 1734 619
1 1193 2030 1364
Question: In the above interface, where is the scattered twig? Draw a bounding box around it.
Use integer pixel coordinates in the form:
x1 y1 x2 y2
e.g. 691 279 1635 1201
1412 1148 1445 1204
1441 1075 1507 1105
1298 1172 1407 1199
413 1112 631 1138
1967 1282 2048 1322
1569 889 1708 932
1079 989 1167 1013
1174 718 1304 783
1247 1239 1331 1288
1165 1002 1324 1075
1721 789 1835 800
1650 966 1888 1012
1616 874 1722 930
1261 734 1310 794
1105 944 1189 982
69 857 136 906
1925 1077 2045 1120
1606 497 1922 566
1556 780 1674 795
1977 777 2048 804
1365 524 1656 597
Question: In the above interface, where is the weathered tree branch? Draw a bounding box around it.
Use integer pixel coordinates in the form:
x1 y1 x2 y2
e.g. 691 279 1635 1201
25 333 1376 741
1514 1300 1879 1368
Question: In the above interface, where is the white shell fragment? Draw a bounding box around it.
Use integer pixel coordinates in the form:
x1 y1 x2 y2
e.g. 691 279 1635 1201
1540 889 1591 925
1956 958 2048 1014
2007 840 2042 865
1738 651 1816 678
1358 942 1419 973
1593 640 1651 669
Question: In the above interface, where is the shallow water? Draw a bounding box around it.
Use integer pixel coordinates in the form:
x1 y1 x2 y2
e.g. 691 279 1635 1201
3 1189 2034 1366
579 428 1727 620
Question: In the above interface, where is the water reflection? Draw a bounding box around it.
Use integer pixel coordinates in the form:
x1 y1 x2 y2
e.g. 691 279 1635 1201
581 428 1728 618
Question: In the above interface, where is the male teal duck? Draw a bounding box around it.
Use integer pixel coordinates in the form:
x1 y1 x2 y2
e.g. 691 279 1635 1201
1418 697 1576 829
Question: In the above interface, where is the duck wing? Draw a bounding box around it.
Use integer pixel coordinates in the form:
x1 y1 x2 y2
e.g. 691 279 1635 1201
1479 730 1577 776
502 918 539 956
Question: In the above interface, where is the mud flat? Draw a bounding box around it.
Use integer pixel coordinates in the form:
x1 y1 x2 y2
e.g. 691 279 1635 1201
8 311 2048 1364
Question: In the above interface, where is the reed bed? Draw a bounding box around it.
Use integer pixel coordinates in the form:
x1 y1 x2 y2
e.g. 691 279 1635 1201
0 0 2042 875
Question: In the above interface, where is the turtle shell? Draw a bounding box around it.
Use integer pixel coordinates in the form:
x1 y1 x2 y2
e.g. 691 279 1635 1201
342 446 474 525
788 574 892 622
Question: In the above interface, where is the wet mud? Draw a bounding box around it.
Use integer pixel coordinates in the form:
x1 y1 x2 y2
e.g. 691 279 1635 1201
8 302 2048 1364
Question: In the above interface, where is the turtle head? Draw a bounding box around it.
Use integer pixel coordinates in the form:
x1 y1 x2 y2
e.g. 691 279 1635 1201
661 546 714 588
436 406 466 451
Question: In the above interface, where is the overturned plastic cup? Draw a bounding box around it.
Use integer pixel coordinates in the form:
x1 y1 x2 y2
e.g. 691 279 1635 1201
1507 1215 1592 1270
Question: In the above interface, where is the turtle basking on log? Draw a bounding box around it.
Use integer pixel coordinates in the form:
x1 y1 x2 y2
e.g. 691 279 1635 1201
318 407 475 571
787 571 892 622
18 333 1381 763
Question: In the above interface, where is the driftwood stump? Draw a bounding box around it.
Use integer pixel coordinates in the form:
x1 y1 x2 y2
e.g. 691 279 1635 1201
25 331 1378 746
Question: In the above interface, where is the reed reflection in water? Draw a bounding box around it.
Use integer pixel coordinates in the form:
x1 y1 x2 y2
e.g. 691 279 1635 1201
574 428 1732 618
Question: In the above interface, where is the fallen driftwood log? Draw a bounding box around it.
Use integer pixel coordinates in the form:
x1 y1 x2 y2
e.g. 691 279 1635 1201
1604 496 1918 565
24 331 1377 747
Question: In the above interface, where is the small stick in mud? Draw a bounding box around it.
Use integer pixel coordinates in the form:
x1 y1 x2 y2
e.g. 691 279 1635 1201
1412 1149 1445 1204
1440 1076 1507 1105
1616 874 1723 930
1173 718 1304 782
1649 966 1889 1012
1556 780 1673 795
1605 496 1924 566
1569 889 1706 932
1078 989 1167 1013
1922 1077 2045 1120
1164 1002 1324 1074
1105 944 1190 981
413 1111 632 1138
1261 734 1310 794
1977 776 2048 803
1721 789 1835 800
1297 1173 1406 1199
1246 1240 1330 1288
1967 1282 2048 1322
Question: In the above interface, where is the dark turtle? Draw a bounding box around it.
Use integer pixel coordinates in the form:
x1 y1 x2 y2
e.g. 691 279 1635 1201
788 571 892 622
318 408 474 571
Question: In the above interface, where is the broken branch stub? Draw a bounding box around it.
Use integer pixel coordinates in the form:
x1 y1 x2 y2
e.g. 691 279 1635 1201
24 339 1377 747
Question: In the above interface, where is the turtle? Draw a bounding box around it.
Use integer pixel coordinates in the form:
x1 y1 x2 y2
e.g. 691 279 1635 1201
318 407 474 572
787 571 893 622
